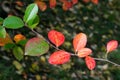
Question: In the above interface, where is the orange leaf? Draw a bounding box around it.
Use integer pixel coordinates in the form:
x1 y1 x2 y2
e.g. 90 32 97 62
0 33 13 46
77 48 92 58
48 30 65 47
72 0 78 5
49 0 56 8
14 34 26 43
85 56 96 70
106 40 118 53
36 1 47 11
73 33 87 52
91 0 99 5
49 50 71 65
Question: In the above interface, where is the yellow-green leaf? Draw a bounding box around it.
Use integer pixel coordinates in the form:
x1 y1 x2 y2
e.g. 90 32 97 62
13 46 24 61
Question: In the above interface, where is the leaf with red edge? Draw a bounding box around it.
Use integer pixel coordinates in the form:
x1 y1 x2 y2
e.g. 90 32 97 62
48 30 65 47
77 48 92 58
85 56 96 70
73 33 87 52
62 1 73 11
50 0 56 8
25 37 49 56
91 0 99 5
72 0 78 5
106 40 118 53
49 50 71 65
36 1 47 11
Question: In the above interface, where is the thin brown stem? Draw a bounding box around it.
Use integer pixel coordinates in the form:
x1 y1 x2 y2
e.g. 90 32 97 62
47 40 61 51
94 58 120 67
31 29 44 39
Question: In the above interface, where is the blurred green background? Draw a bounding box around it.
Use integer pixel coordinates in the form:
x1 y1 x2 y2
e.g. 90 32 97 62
0 0 120 80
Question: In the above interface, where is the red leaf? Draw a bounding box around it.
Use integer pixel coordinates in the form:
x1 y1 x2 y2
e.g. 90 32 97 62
91 0 99 5
72 0 78 5
49 50 71 65
50 0 56 8
77 48 92 58
85 56 96 70
36 1 47 11
106 40 118 53
62 1 73 11
48 30 65 47
73 33 87 52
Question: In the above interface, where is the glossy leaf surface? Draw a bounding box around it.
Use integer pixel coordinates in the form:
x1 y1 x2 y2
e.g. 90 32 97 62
24 3 38 23
48 30 65 47
27 15 39 29
25 37 49 56
49 50 71 65
85 56 96 70
73 33 87 52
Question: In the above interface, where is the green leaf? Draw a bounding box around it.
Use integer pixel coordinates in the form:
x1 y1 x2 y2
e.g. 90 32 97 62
27 15 39 29
4 43 15 50
24 3 38 23
25 37 49 56
13 46 24 61
17 40 28 46
0 17 3 25
3 16 24 29
0 26 6 38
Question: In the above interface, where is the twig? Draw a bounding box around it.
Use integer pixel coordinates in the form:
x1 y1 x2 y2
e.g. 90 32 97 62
31 29 44 39
94 58 120 67
31 29 60 50
31 29 120 67
46 40 61 51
